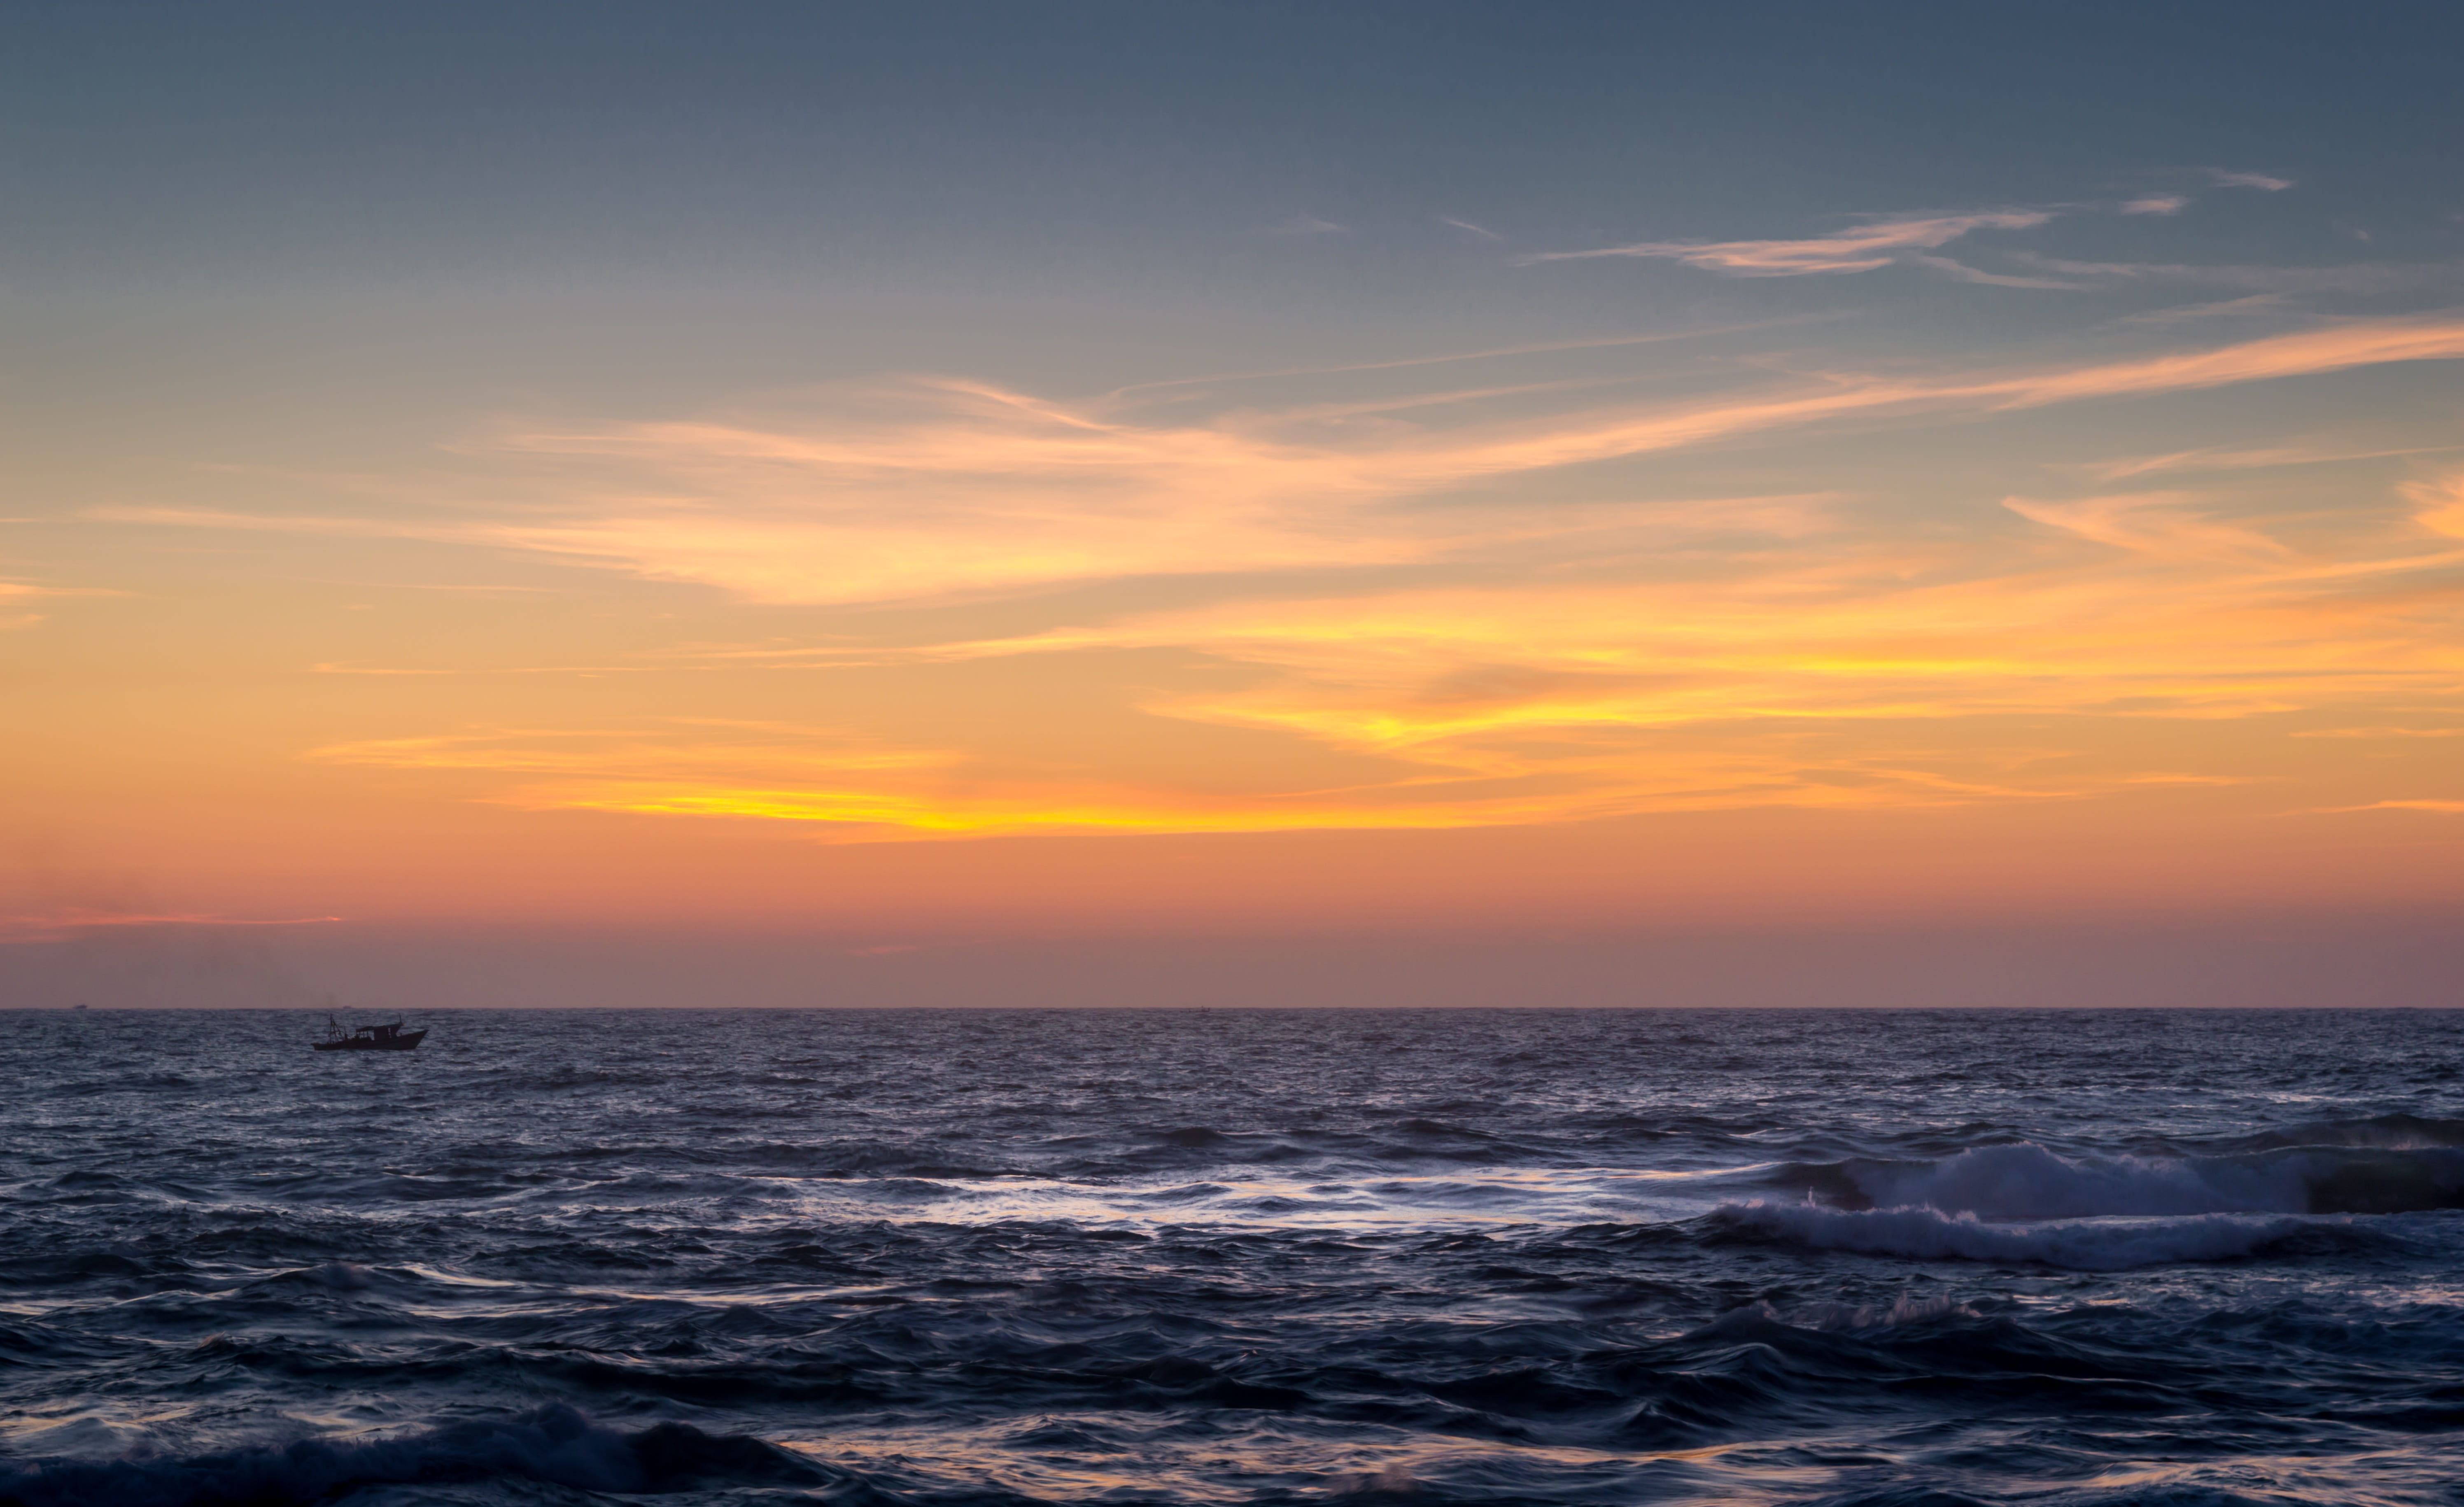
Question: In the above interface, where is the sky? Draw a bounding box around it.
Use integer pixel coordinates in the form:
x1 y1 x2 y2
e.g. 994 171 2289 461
5 1 2463 1008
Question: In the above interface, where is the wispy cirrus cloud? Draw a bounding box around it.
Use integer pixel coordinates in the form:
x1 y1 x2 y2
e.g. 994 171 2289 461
2001 492 2293 562
0 579 121 630
2110 294 2291 327
1517 209 2055 275
0 581 119 599
312 532 2464 831
858 491 2462 831
0 910 342 945
2009 254 2448 295
2074 439 2459 481
194 314 2464 842
82 506 477 542
103 315 2464 613
2405 470 2464 538
2208 170 2296 191
1908 254 2086 290
2121 194 2190 215
309 722 956 781
303 723 1614 838
0 586 43 628
459 315 2464 606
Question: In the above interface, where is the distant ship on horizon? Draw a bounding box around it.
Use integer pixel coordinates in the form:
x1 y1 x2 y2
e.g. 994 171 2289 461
312 1015 426 1052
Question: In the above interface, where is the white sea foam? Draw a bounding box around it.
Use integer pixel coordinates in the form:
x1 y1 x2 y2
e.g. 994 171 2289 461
777 1166 1735 1232
1720 1200 2316 1270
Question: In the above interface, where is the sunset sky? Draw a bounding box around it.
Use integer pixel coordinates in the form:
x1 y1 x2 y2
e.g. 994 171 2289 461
7 2 2462 1007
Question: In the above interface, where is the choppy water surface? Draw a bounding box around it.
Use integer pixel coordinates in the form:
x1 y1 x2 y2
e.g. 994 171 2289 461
3 1008 2462 1507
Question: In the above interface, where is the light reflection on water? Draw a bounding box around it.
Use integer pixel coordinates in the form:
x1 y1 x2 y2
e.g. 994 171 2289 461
786 1419 1853 1507
774 1164 1761 1231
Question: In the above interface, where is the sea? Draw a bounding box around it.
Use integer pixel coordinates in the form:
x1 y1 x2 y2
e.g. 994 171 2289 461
2 1007 2461 1507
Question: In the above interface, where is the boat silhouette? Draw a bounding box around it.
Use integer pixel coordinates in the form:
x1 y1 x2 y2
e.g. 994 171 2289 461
312 1015 426 1052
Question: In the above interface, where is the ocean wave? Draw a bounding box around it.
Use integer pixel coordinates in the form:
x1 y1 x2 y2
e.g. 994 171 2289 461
1712 1201 2332 1269
1778 1141 2464 1220
2208 1112 2464 1152
10 1008 2464 1507
0 1404 827 1507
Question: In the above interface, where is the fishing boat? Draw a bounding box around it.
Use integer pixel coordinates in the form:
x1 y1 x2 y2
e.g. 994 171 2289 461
312 1015 426 1052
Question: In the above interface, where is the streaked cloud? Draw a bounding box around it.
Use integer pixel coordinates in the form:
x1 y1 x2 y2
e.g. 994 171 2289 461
2315 799 2464 815
306 446 2464 841
2110 294 2290 327
457 315 2464 605
102 315 2464 616
1908 255 2086 290
84 506 476 542
0 581 116 599
2406 470 2464 537
1517 210 2055 275
0 910 342 945
2122 194 2190 215
2208 170 2296 191
2076 439 2459 481
303 722 1621 838
2001 492 2291 561
0 586 45 630
71 304 2464 844
0 579 118 630
865 476 2461 833
2011 255 2445 294
309 723 958 782
307 662 648 677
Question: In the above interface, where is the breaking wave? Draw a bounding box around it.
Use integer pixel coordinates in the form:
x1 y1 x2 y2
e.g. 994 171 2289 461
1724 1127 2463 1268
1713 1201 2330 1269
1775 1136 2464 1221
0 1405 826 1507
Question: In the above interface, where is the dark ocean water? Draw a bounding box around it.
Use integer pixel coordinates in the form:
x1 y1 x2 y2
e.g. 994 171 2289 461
4 1008 2462 1507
